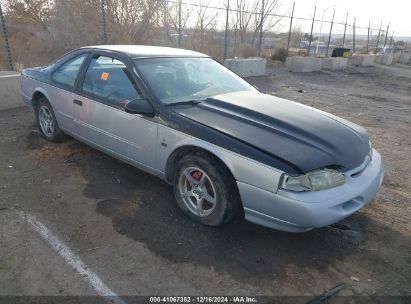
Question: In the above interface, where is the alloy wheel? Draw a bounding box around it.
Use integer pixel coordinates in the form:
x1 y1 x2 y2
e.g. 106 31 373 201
178 167 217 217
38 105 54 137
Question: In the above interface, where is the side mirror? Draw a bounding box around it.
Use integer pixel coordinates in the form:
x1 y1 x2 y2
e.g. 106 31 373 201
121 98 154 116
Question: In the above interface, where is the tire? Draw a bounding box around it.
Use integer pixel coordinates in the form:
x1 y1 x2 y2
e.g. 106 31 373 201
35 97 66 142
173 152 241 226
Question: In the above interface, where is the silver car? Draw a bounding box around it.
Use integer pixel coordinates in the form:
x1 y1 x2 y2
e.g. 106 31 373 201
20 45 384 232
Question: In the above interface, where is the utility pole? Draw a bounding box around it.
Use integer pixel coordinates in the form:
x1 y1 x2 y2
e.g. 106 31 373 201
0 1 14 70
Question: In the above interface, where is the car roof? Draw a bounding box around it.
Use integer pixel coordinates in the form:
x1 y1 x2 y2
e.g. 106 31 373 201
82 45 209 59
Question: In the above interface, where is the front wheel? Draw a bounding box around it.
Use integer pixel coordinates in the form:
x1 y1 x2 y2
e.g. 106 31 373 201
173 153 241 226
35 98 66 142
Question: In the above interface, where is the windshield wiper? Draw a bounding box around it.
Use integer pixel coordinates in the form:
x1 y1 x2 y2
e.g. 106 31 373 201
164 99 204 107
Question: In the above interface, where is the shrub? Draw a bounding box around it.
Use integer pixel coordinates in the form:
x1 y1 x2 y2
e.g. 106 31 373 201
239 43 257 58
271 48 287 62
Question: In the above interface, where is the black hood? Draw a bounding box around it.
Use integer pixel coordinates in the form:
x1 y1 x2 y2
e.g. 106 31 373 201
171 91 370 173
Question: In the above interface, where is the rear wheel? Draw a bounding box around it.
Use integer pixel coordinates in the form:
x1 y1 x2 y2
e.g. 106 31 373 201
35 98 66 142
173 153 241 226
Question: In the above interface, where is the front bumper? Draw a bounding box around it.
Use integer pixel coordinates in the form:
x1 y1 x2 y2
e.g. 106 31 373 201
239 149 384 232
20 90 34 111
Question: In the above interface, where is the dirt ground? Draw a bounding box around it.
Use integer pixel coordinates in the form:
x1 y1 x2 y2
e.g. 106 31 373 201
0 62 410 301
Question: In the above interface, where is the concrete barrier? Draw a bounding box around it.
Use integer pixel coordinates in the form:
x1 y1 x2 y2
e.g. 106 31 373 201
375 54 393 66
321 57 348 70
351 55 375 67
397 53 411 64
285 56 322 72
223 57 266 77
0 72 24 111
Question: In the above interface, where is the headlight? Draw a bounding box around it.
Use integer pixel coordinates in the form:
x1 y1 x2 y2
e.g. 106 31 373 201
281 169 345 192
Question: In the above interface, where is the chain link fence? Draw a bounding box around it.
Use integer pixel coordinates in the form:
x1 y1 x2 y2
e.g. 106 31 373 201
0 0 403 71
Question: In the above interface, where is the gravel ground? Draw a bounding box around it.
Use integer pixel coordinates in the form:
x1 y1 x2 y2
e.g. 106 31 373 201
0 62 410 301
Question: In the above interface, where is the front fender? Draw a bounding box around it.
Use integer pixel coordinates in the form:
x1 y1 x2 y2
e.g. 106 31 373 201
158 124 283 193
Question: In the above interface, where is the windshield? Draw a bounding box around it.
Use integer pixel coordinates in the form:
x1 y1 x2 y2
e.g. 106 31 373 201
134 57 255 104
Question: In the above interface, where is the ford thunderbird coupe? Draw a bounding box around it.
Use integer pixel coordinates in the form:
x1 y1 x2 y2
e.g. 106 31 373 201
20 45 384 232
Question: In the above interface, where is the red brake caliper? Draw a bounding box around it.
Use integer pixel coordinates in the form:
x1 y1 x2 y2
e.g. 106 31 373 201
191 171 203 181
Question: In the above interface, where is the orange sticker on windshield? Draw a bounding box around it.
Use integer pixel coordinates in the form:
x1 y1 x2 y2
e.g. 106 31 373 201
101 72 109 81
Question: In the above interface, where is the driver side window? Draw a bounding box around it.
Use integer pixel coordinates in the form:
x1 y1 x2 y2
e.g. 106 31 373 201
82 55 141 105
52 54 87 88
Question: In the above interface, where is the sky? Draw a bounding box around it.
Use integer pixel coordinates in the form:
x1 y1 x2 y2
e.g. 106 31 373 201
276 0 411 38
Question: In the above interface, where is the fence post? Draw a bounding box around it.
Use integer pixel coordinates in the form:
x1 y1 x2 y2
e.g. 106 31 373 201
383 22 390 49
366 20 370 52
223 0 229 59
0 1 14 71
342 13 347 48
178 0 182 48
257 0 265 56
100 0 107 44
352 17 356 53
388 31 394 53
307 6 316 56
325 9 335 57
286 2 295 56
376 21 382 48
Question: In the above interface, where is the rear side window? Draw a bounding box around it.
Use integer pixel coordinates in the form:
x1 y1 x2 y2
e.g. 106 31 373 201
81 55 141 105
52 54 87 88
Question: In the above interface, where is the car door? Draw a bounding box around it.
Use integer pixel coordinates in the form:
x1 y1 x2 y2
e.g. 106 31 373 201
49 53 89 133
72 53 158 171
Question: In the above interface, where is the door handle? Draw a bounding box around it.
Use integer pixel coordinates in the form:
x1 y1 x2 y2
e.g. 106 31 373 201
73 99 83 106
